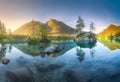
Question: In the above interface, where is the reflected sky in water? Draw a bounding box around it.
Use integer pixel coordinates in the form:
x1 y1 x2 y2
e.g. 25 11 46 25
0 41 120 82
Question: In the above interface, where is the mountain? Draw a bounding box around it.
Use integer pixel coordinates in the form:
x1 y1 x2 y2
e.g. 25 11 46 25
46 18 76 36
98 24 120 37
12 20 41 36
12 19 76 36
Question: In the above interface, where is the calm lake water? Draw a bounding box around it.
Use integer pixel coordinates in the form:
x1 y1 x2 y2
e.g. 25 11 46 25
0 40 120 82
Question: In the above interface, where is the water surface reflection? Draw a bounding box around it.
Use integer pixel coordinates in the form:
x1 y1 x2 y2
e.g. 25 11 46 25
0 40 120 82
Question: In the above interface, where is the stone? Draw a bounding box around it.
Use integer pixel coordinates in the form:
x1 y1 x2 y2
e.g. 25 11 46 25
2 58 10 65
48 63 64 70
54 45 64 53
74 31 96 44
36 64 48 72
36 63 64 72
45 47 55 55
5 67 34 82
64 68 92 82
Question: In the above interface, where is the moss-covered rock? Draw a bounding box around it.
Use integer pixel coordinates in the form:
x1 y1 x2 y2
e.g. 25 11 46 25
74 31 97 47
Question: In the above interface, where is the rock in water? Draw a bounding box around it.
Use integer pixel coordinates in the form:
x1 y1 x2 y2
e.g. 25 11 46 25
64 68 92 82
5 67 34 82
54 45 64 53
36 64 48 72
45 47 55 55
74 31 96 43
74 31 97 48
2 58 10 65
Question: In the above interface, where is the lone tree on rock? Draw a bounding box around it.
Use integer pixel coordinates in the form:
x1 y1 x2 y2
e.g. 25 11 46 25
76 16 85 33
89 22 95 33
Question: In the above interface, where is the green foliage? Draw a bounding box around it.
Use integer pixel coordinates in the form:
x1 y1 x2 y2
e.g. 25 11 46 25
48 35 74 40
76 32 86 38
39 24 48 40
0 39 12 44
27 36 40 44
0 21 7 40
39 24 51 43
98 37 120 50
88 33 96 39
76 31 96 41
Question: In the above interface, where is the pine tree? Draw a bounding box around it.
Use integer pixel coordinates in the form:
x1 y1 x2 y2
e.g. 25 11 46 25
76 16 85 33
89 22 95 33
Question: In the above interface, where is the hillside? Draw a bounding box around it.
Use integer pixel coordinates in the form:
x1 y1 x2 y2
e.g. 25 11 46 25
98 24 120 37
13 19 76 36
46 18 76 36
12 20 41 36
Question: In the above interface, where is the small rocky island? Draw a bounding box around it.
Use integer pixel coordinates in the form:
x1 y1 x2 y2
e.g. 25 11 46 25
74 31 97 47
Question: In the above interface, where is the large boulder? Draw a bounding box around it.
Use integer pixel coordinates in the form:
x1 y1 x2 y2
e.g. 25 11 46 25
45 46 56 55
74 31 97 48
2 58 10 65
40 45 65 56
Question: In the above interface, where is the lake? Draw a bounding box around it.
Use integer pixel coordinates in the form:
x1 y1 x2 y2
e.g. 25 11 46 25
0 40 120 82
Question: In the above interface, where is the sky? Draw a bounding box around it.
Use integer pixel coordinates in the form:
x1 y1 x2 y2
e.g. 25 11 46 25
0 0 120 33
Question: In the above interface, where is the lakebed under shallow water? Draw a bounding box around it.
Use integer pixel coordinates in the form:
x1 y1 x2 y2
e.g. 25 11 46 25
0 40 120 82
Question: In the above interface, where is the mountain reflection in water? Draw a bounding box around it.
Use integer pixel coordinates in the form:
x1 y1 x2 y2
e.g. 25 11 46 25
98 37 120 51
0 40 120 82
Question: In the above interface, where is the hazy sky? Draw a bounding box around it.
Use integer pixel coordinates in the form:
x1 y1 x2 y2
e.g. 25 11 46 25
0 0 120 33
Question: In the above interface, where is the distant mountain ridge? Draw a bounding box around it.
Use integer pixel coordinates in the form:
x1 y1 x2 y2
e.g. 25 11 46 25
12 18 76 36
97 24 120 37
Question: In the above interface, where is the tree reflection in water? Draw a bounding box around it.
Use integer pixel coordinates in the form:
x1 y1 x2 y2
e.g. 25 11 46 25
0 44 7 61
0 44 12 65
90 49 96 58
76 41 96 62
76 47 85 63
8 44 12 53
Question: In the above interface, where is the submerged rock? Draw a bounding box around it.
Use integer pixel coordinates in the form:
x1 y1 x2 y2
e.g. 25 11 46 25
40 45 65 56
37 64 48 72
54 45 65 53
5 67 34 82
45 46 55 55
16 57 28 65
64 68 92 82
48 63 64 70
39 51 46 57
2 58 10 65
36 63 64 72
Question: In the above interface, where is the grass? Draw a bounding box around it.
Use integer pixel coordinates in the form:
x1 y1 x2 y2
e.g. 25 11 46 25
0 35 76 44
